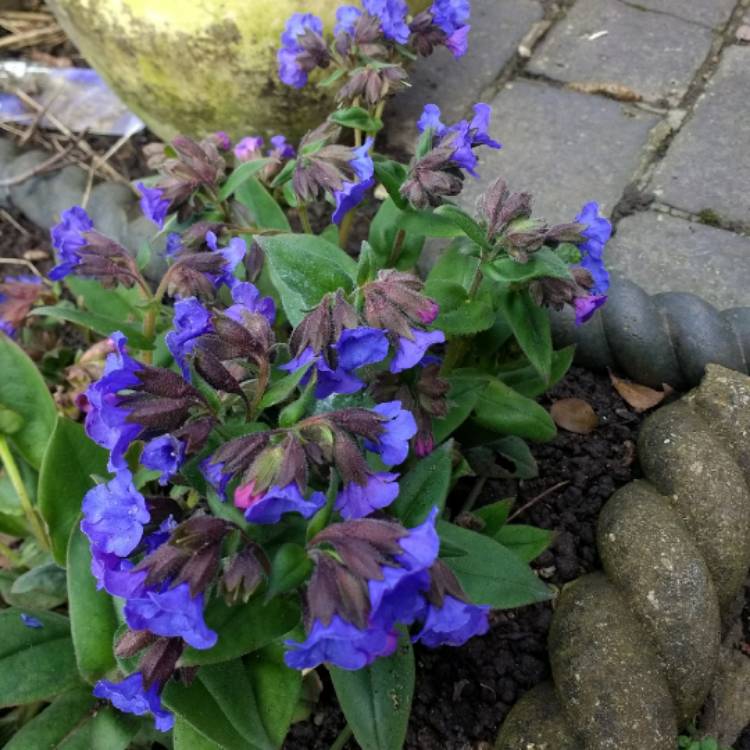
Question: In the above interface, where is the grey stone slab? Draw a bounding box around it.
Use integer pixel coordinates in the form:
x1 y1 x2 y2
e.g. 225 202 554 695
527 0 715 104
650 46 750 226
607 211 750 309
458 79 659 223
624 0 738 29
387 0 543 149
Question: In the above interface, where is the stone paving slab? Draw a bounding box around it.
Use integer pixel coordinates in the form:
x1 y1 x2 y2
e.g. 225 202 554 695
624 0 738 29
459 79 659 223
649 46 750 227
527 0 715 104
387 0 542 149
606 211 750 309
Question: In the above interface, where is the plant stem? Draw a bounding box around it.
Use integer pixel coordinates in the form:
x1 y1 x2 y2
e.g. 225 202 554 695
338 210 355 249
0 437 49 551
298 204 314 235
387 228 406 267
459 476 487 516
0 539 23 568
329 725 353 750
140 271 173 364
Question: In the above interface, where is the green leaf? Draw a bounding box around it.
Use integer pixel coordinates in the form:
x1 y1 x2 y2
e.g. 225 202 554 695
266 543 313 598
434 204 490 250
391 441 453 526
65 277 142 321
0 405 24 435
437 522 551 607
494 524 554 562
218 159 270 200
245 644 303 747
425 243 480 291
0 335 56 469
474 499 513 536
31 305 154 350
67 525 117 682
432 374 484 444
38 417 109 565
181 596 299 667
0 608 80 707
330 106 383 133
372 158 408 209
368 199 424 270
473 378 556 442
234 176 291 231
6 562 67 610
330 635 415 750
497 288 552 381
174 717 225 750
427 281 495 336
484 248 571 284
493 436 538 480
259 361 314 409
496 345 575 399
256 234 356 327
397 208 464 238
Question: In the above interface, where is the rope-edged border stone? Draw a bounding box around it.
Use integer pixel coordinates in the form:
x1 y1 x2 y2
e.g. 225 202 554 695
551 277 750 390
495 365 750 750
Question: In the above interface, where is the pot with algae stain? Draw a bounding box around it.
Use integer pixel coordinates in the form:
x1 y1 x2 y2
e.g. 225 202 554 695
47 0 429 142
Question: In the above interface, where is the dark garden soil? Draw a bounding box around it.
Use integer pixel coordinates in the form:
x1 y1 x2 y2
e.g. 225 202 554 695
285 366 647 750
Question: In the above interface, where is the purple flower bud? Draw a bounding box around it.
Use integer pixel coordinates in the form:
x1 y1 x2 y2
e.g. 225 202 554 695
81 469 150 557
166 297 213 380
165 233 182 257
365 401 417 465
414 595 490 647
332 137 375 225
20 613 43 629
284 615 398 670
49 206 94 280
124 582 217 650
235 481 325 525
234 135 265 162
204 231 247 288
445 24 470 57
336 471 400 519
390 328 446 373
136 183 171 229
211 131 232 150
335 6 362 36
574 293 607 325
141 435 186 486
0 274 44 336
93 672 174 732
225 281 276 327
201 458 231 498
278 13 326 88
363 0 410 44
269 135 296 160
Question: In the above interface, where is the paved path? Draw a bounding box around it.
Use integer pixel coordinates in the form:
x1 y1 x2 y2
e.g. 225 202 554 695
391 0 750 309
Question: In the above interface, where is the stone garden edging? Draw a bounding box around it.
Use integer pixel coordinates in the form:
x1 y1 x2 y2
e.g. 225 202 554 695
495 364 750 749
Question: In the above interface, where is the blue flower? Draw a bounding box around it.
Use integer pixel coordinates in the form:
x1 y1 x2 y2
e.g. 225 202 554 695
81 469 150 557
225 281 277 326
165 233 182 257
445 24 470 57
84 332 144 471
414 595 490 647
201 457 231 499
284 615 398 671
417 104 447 135
93 673 174 732
390 328 446 373
90 549 147 598
137 183 171 229
204 231 247 288
49 206 93 281
141 435 186 486
269 134 296 159
166 297 213 380
332 137 375 225
363 0 410 43
365 401 417 466
333 326 390 371
235 482 326 524
277 13 324 88
574 293 607 325
335 5 362 36
575 202 611 294
20 613 43 629
431 0 470 34
124 582 218 650
233 135 264 162
336 471 400 519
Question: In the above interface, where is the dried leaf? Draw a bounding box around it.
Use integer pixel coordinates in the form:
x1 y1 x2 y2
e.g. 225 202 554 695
610 372 672 412
550 398 598 434
566 82 642 102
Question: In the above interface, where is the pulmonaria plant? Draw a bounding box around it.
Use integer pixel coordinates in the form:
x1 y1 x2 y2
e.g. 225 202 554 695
0 1 618 745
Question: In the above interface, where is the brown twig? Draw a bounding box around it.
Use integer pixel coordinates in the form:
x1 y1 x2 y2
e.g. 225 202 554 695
0 142 76 186
0 26 64 51
0 208 30 237
507 480 570 523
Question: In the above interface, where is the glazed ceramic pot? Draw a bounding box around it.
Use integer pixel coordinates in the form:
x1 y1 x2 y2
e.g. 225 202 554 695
46 0 428 142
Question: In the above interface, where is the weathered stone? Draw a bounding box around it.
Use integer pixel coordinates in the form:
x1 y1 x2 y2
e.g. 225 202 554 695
388 0 543 149
606 211 750 310
494 683 579 750
527 0 714 104
687 365 750 486
598 480 720 724
627 0 737 28
723 309 750 372
650 47 750 226
638 402 750 610
549 573 677 749
459 80 659 223
700 644 750 747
